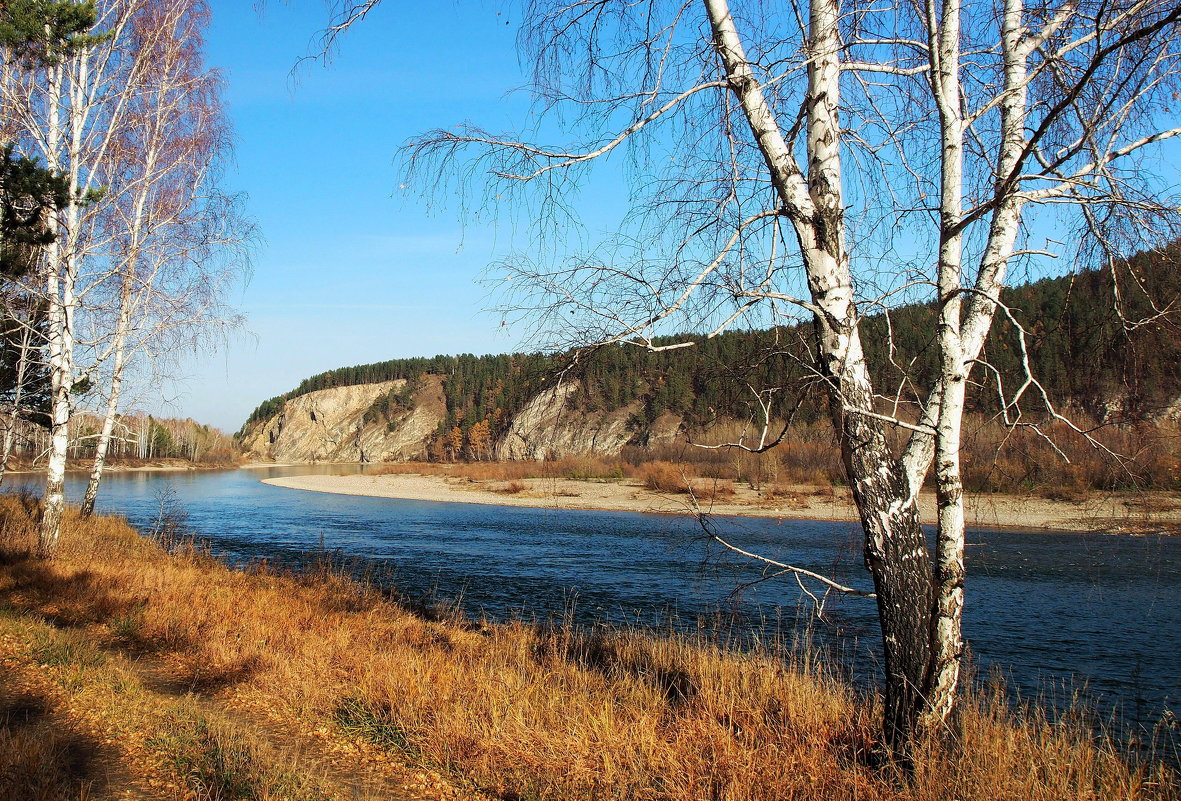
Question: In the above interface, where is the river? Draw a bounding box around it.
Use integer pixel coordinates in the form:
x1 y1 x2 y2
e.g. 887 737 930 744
7 464 1179 734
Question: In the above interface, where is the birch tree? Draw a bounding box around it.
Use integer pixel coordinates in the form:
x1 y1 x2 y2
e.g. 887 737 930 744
0 4 87 486
3 0 141 556
79 0 245 516
2 0 245 550
324 0 1181 750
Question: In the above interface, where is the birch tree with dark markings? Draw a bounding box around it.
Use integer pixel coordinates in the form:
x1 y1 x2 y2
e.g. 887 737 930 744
79 0 246 517
320 0 1181 751
0 0 114 556
1 0 246 551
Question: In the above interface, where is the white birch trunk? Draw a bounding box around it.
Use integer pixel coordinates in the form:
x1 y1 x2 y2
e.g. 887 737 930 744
705 0 935 749
925 0 969 724
81 120 160 515
39 58 70 557
922 0 1033 723
80 302 129 516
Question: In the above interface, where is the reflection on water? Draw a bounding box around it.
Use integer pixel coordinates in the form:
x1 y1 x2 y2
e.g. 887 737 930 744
6 465 1179 730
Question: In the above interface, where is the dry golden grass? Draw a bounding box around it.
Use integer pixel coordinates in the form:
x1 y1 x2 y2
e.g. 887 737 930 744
0 496 1175 801
689 477 737 502
760 485 812 508
0 685 98 801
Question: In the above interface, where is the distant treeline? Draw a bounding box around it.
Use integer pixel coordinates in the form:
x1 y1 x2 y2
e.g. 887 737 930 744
6 412 236 467
239 241 1181 444
858 242 1181 418
74 413 235 464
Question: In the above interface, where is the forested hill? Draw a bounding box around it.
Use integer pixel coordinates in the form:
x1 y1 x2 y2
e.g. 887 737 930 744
239 242 1181 447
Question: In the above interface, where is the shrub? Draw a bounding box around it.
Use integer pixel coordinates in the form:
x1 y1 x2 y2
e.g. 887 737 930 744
635 460 695 493
691 478 736 502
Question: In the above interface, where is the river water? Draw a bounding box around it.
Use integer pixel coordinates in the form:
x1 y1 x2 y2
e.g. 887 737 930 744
8 465 1179 732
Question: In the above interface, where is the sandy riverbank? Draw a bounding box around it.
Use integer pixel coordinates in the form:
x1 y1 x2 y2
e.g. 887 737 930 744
262 472 1181 533
5 459 240 475
101 461 237 472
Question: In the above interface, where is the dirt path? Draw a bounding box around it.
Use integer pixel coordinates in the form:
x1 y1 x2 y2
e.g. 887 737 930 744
0 630 168 801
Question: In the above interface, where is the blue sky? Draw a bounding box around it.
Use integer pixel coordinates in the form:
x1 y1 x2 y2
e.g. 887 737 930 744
155 1 1181 433
154 2 543 431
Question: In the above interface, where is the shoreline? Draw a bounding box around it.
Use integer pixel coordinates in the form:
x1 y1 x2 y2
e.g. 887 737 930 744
5 460 240 476
261 471 1181 534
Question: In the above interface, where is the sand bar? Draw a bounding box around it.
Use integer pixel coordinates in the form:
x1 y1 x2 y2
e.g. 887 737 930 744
262 472 1181 533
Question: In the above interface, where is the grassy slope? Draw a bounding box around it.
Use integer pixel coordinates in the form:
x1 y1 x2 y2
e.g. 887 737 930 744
0 497 1176 801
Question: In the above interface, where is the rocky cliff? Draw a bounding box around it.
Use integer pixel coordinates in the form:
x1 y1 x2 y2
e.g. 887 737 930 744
494 383 682 460
239 376 448 463
239 375 684 464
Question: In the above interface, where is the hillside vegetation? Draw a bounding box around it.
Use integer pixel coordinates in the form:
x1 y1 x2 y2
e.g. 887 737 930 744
238 245 1181 491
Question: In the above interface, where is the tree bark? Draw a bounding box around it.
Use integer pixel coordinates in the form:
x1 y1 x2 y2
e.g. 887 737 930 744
922 0 970 725
705 0 936 749
41 41 94 555
80 323 127 516
0 309 34 488
39 59 69 557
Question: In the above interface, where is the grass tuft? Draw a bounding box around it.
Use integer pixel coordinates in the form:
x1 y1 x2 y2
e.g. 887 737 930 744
31 630 108 669
333 696 419 756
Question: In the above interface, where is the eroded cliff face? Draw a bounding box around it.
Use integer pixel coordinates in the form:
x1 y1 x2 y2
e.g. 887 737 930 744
239 375 685 463
493 383 682 459
239 376 447 463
